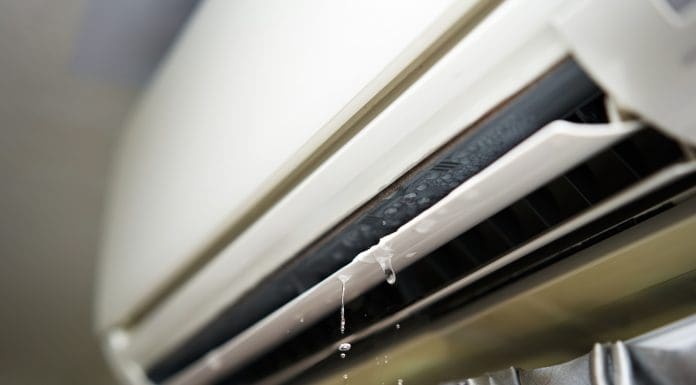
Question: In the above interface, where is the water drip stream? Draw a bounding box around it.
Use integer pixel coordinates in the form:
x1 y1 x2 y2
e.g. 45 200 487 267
376 255 396 285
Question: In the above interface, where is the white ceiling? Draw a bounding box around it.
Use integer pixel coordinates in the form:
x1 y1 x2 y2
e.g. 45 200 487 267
0 0 137 383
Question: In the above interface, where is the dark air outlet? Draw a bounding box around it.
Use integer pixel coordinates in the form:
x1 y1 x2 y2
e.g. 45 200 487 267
217 127 689 385
147 59 604 384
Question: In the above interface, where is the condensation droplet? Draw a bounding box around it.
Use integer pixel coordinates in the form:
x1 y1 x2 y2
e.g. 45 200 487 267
395 323 400 330
385 269 396 285
338 275 350 334
338 343 352 352
376 255 396 285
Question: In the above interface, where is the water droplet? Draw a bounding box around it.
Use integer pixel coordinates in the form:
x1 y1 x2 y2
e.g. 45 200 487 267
343 374 348 380
340 353 346 359
338 343 352 352
299 317 304 323
405 252 417 259
398 379 404 385
376 255 396 285
338 275 350 334
385 269 396 284
395 323 400 330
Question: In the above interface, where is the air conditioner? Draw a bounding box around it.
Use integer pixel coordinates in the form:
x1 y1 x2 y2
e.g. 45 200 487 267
96 0 696 384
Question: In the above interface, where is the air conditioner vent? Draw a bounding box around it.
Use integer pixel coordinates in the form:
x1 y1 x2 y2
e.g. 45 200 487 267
146 59 604 384
215 127 692 385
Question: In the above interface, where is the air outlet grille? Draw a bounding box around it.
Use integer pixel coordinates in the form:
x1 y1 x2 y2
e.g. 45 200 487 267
147 59 603 384
215 127 691 385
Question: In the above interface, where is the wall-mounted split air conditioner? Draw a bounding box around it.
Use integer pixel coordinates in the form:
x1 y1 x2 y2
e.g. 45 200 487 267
96 1 696 384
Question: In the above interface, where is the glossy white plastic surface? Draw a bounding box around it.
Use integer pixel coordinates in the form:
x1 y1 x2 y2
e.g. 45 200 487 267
164 119 639 385
124 0 577 366
97 0 466 330
555 0 696 144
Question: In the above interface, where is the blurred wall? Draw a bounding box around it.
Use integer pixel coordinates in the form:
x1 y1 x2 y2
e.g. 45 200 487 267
0 0 136 383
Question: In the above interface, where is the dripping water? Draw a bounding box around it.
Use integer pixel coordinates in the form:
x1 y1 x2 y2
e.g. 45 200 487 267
376 255 396 285
338 342 350 358
337 275 352 359
338 275 350 334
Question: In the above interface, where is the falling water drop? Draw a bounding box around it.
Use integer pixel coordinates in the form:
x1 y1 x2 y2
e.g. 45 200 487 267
338 343 352 352
343 374 349 380
395 323 400 330
398 379 404 385
385 269 396 285
340 353 346 359
338 275 350 334
376 255 396 285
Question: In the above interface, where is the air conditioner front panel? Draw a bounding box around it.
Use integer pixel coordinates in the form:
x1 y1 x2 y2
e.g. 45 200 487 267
96 0 474 331
122 0 581 371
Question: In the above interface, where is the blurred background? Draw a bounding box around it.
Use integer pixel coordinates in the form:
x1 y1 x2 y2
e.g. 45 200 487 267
0 1 197 383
